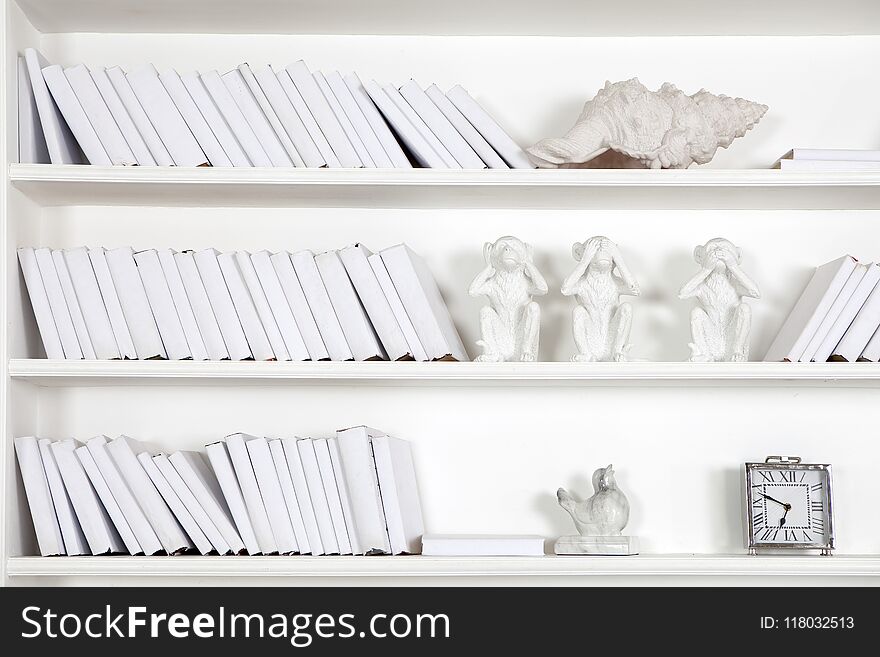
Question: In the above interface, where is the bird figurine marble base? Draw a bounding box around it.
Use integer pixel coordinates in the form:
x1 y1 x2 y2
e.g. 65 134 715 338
554 535 639 556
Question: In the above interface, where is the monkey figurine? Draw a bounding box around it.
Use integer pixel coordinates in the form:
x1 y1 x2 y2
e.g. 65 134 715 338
679 237 760 362
468 236 548 362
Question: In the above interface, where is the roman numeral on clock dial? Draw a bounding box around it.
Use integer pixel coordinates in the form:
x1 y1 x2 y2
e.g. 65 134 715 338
779 471 795 483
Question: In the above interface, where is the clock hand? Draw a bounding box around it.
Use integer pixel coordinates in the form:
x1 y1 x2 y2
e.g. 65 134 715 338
779 507 789 527
758 492 791 510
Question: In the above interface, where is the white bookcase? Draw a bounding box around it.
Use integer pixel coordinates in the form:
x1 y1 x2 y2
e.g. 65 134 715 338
4 0 880 586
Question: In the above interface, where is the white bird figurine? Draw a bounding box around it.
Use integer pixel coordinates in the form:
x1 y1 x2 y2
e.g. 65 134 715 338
557 465 630 536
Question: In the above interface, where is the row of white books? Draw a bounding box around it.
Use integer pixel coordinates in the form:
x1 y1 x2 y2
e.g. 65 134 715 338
764 254 880 362
18 243 469 362
774 149 880 171
15 427 424 557
18 48 533 170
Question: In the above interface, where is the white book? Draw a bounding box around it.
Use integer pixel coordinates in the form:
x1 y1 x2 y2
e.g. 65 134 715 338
336 426 392 554
224 433 278 554
89 247 138 360
328 71 393 168
127 64 208 167
169 450 244 554
73 442 142 554
781 148 880 161
24 49 80 164
340 245 412 361
179 71 250 167
425 84 507 169
106 66 174 166
38 438 89 555
252 65 324 168
327 436 362 554
250 251 310 361
385 83 459 168
63 247 120 359
422 534 544 556
860 326 880 362
51 439 125 555
268 439 311 554
51 250 95 359
41 64 111 165
380 244 469 361
777 159 880 171
18 247 65 359
446 85 534 169
368 253 428 361
364 79 442 168
286 61 361 168
832 279 880 361
18 56 50 163
315 250 385 361
157 249 209 360
134 249 191 360
764 255 859 362
175 250 229 360
64 64 137 166
372 435 424 554
238 63 305 167
105 435 194 554
800 264 868 362
814 264 880 362
139 452 212 554
234 251 289 360
401 80 485 169
34 247 82 359
222 67 293 167
105 246 166 359
90 66 155 166
314 438 353 555
277 68 340 167
14 436 65 556
291 250 352 361
269 251 328 360
202 70 271 166
218 252 275 361
194 248 252 360
84 435 161 555
315 71 373 167
296 438 340 554
344 72 410 168
160 68 232 167
246 437 298 554
280 438 325 555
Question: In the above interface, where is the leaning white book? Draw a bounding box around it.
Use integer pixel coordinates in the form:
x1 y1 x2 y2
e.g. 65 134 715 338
14 436 65 556
364 79 442 168
17 247 65 360
269 251 328 360
315 70 374 167
222 67 293 167
89 246 138 360
268 439 311 554
327 436 362 555
291 250 353 361
63 247 120 359
202 69 271 166
422 534 544 556
206 441 256 551
24 48 81 164
860 326 880 362
296 438 340 554
238 63 305 167
38 438 89 555
799 263 868 362
813 264 880 362
246 437 299 554
425 83 507 169
91 66 155 166
134 249 192 360
368 252 428 361
156 248 209 360
106 66 174 166
313 437 353 555
217 252 276 361
831 279 880 362
277 67 340 167
18 56 50 163
234 251 290 360
384 82 458 168
194 248 252 360
325 71 391 167
105 246 167 359
34 247 82 359
179 71 250 167
176 250 230 360
224 433 278 554
250 250 310 361
51 250 95 359
343 72 410 168
41 64 111 165
280 437 325 555
372 434 424 554
160 68 232 167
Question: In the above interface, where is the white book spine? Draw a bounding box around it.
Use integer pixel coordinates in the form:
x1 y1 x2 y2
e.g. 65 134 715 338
368 252 428 361
328 71 393 168
175 250 230 360
89 247 138 359
343 72 411 168
384 82 459 168
291 250 353 361
861 326 880 361
222 68 293 167
270 251 328 360
38 438 89 555
225 433 278 554
18 56 50 163
833 281 880 361
364 79 443 168
238 63 305 167
41 64 111 165
814 264 880 362
202 69 271 166
425 84 507 168
157 249 209 360
134 249 192 360
179 71 250 167
268 439 311 554
277 68 340 167
314 438 353 555
63 247 120 359
160 68 232 167
280 438 325 555
24 48 82 164
371 435 424 554
327 437 362 554
234 251 290 360
194 248 252 360
218 252 275 361
799 264 867 362
105 246 167 359
34 248 83 359
90 66 155 165
18 247 65 359
314 71 374 167
246 437 298 554
51 250 96 359
250 251 310 361
106 66 174 166
296 438 339 554
14 436 65 556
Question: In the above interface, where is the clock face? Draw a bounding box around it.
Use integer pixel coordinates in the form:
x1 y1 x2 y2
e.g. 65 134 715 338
747 465 832 548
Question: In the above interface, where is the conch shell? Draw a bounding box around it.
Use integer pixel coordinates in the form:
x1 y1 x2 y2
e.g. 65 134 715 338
527 78 767 169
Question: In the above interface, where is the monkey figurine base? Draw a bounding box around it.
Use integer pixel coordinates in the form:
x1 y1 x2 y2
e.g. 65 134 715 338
469 236 549 362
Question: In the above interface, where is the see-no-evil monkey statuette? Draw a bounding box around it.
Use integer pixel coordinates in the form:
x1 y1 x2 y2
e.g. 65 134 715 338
562 237 640 362
469 236 548 362
679 238 760 362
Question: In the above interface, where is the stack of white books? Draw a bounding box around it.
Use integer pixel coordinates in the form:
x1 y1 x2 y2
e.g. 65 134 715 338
18 49 534 170
764 254 880 362
773 149 880 171
17 243 469 362
15 426 424 557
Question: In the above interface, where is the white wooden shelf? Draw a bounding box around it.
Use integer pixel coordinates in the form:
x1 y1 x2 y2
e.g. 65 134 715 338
9 359 880 387
11 165 880 209
7 554 878 578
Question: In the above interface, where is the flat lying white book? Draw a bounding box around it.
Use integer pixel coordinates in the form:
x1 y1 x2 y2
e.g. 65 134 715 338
160 68 232 167
180 71 250 167
369 253 428 361
314 438 353 554
269 251 328 360
63 247 120 359
422 534 544 556
223 67 293 167
372 435 424 554
380 244 469 361
91 66 154 166
34 247 82 359
281 438 325 555
799 263 868 362
296 438 339 554
238 63 304 167
327 71 391 167
336 426 391 554
327 436 361 555
814 264 880 362
156 249 208 360
344 72 410 168
202 70 270 166
38 438 89 555
65 64 137 166
763 255 859 362
225 433 278 554
781 148 880 161
446 85 534 169
134 249 191 360
89 247 138 360
315 250 386 361
218 252 275 361
777 159 880 171
831 279 880 361
127 64 208 167
51 250 95 359
18 56 50 163
176 250 230 360
250 251 310 361
425 83 507 169
106 66 174 166
268 439 311 554
24 49 81 164
106 246 166 359
18 247 65 360
246 437 298 554
234 251 289 360
315 71 373 167
385 83 459 168
364 79 441 168
277 68 340 167
291 250 353 361
51 438 125 555
15 436 65 556
194 248 252 360
860 326 880 361
41 64 111 165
